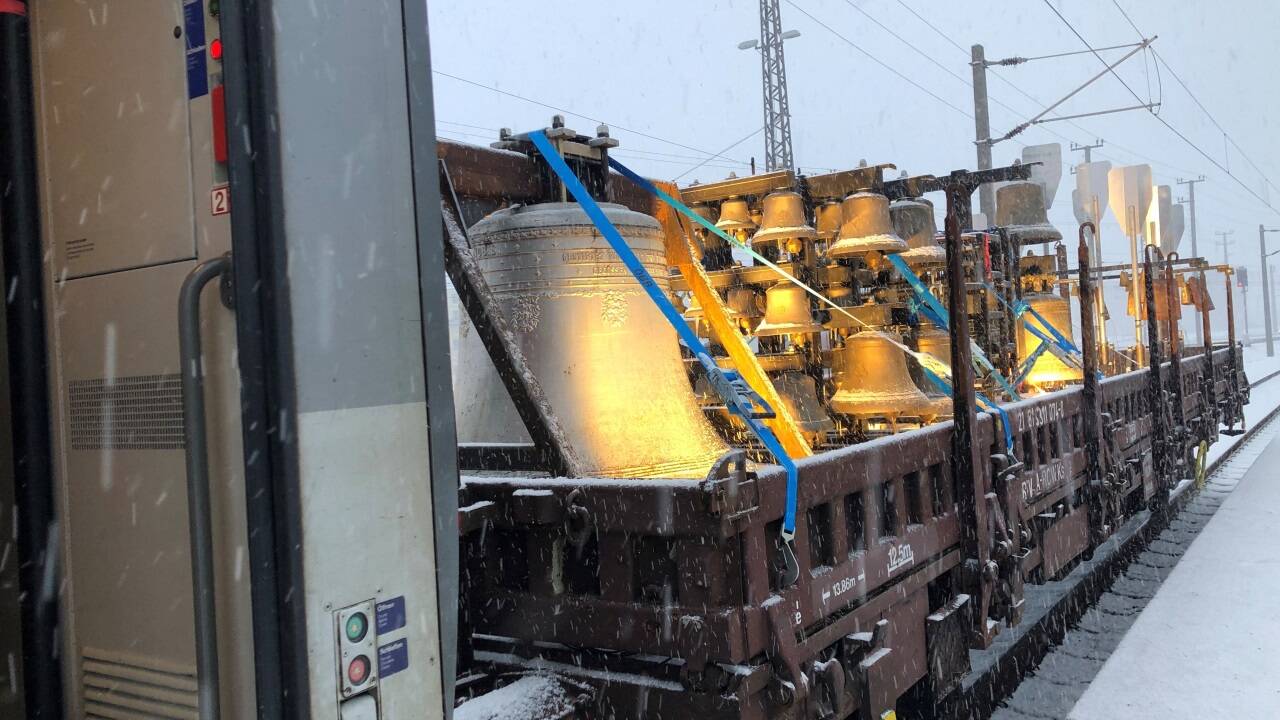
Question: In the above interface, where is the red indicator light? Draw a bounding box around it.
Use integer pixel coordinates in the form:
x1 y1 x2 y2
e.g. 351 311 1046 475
347 655 371 685
210 38 223 61
211 85 228 163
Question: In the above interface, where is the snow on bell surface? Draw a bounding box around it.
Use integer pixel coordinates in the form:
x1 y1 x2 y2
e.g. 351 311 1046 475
996 181 1062 246
827 192 909 259
890 197 946 268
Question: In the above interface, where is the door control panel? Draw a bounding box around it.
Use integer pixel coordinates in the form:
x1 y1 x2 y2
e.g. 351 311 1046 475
335 600 379 702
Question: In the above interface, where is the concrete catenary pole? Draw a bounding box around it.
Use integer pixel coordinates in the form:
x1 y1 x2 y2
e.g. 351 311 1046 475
971 45 994 223
1260 224 1280 357
1177 176 1205 345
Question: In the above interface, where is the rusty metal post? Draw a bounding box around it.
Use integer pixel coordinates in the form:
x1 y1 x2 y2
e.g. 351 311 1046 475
945 180 992 647
1165 253 1187 474
1165 254 1182 358
1226 271 1238 353
1055 242 1070 300
1224 270 1244 432
1143 245 1169 496
1201 274 1216 430
1143 246 1162 370
1077 224 1105 543
1201 275 1215 357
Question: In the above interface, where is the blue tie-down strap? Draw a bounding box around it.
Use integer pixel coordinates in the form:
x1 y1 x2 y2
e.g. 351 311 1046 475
525 131 802 563
886 253 1022 401
1015 299 1081 355
885 253 950 331
1014 340 1052 386
696 351 797 524
921 366 1016 456
991 286 1084 372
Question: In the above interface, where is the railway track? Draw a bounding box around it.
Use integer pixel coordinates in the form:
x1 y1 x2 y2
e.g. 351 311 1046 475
942 368 1280 720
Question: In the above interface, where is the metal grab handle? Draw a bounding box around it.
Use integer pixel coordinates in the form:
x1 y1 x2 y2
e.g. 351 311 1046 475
178 254 232 720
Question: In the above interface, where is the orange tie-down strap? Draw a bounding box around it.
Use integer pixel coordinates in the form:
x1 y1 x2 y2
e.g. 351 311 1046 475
650 180 813 458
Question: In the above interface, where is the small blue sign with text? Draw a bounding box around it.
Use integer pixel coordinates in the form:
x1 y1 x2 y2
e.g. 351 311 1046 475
376 596 406 634
378 639 408 678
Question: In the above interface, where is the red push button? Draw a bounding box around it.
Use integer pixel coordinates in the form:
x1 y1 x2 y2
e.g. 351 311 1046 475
347 655 371 686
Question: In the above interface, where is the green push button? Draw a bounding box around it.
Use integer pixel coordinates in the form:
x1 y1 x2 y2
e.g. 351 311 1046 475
345 612 368 643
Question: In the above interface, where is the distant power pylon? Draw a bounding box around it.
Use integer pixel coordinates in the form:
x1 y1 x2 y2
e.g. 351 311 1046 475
739 0 798 172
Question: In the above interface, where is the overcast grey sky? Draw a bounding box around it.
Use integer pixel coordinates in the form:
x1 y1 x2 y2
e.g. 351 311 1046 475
427 0 1280 340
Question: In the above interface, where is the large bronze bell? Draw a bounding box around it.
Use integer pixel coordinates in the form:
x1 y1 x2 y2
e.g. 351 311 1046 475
716 198 756 242
1016 292 1084 386
996 181 1062 245
755 283 822 336
815 200 843 241
752 191 817 249
451 202 729 478
890 198 946 267
827 192 909 259
829 330 933 419
771 370 835 443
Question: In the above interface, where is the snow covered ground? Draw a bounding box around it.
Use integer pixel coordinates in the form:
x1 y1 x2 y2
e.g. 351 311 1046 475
1069 420 1280 718
1238 343 1280 384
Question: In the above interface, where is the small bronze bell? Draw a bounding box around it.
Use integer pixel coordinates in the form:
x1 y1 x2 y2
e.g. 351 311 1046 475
726 286 762 319
715 197 756 241
692 202 729 253
815 200 843 241
996 181 1062 246
827 192 909 259
752 191 817 249
890 198 946 267
691 203 718 230
684 287 762 334
755 283 822 337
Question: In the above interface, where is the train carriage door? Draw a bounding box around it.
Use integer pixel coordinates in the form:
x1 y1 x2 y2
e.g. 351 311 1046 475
27 0 456 717
30 1 256 718
220 0 459 717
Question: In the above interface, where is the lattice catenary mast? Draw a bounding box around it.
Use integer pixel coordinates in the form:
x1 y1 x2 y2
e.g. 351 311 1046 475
756 0 794 172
